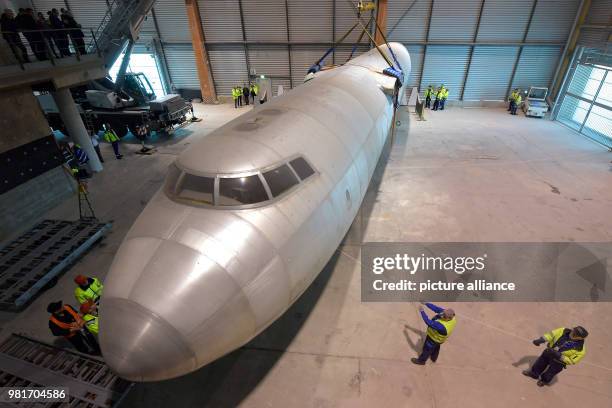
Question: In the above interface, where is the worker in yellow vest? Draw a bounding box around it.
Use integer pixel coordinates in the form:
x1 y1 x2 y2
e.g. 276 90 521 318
424 85 434 109
103 123 122 159
411 302 456 365
231 87 239 109
440 87 449 110
511 92 522 115
508 89 519 111
237 85 243 107
523 326 587 386
80 301 99 335
74 274 103 305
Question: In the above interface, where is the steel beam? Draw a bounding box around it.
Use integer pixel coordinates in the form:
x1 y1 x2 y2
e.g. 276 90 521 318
151 8 174 94
418 0 435 90
460 0 486 100
238 0 252 83
161 40 565 47
374 0 388 46
505 0 539 101
285 0 293 88
185 0 217 102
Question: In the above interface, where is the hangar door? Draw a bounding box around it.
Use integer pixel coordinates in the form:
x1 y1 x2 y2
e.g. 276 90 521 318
555 49 612 149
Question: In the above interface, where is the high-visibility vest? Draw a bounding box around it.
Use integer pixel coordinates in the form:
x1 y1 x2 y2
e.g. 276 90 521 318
49 305 81 338
103 130 119 143
425 88 433 98
75 277 103 305
253 84 259 94
442 89 449 99
426 317 456 344
82 313 99 335
543 328 586 365
515 94 522 104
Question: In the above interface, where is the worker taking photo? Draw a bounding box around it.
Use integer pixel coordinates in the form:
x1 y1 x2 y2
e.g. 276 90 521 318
411 302 456 365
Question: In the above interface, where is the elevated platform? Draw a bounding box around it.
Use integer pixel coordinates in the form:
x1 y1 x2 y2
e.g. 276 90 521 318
0 54 107 92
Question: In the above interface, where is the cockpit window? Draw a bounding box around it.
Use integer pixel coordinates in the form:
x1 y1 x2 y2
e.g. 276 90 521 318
178 173 214 204
218 175 269 206
289 157 315 180
263 164 299 197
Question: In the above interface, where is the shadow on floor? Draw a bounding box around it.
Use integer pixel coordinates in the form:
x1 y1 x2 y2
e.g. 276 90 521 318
403 323 425 354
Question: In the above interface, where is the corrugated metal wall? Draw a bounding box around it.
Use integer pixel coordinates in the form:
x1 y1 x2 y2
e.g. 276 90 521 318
29 0 585 100
578 0 612 51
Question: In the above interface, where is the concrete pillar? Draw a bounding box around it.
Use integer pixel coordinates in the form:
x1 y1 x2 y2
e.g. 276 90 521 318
52 88 103 172
185 0 217 103
374 0 388 46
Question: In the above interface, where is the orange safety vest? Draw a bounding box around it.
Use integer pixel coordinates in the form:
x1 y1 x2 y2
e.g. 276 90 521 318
49 305 81 338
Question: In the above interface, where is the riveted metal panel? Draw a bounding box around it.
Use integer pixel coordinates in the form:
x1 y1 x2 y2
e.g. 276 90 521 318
420 45 470 100
248 44 290 77
477 0 533 42
428 0 481 42
527 0 580 42
511 46 563 90
164 44 200 90
198 0 243 43
388 0 431 42
463 46 520 100
152 0 190 43
208 44 249 96
287 0 333 43
242 0 287 42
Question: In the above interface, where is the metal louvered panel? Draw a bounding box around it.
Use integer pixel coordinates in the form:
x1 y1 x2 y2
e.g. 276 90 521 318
242 0 287 42
428 0 480 42
578 28 611 49
67 1 109 31
477 0 533 42
511 46 562 89
135 13 156 49
164 44 200 90
290 45 327 87
334 44 370 66
388 0 431 42
586 0 612 24
335 0 370 44
420 45 470 100
208 44 248 96
272 78 291 95
31 1 67 16
248 45 290 77
287 0 333 42
527 0 579 42
463 46 519 100
198 0 242 43
152 0 190 43
405 45 423 89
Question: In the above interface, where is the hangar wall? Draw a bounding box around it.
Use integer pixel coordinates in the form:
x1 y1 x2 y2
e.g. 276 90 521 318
28 0 607 101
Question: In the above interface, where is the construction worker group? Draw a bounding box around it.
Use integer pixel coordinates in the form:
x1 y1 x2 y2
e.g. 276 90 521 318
232 83 258 108
424 84 449 111
411 302 588 387
47 274 102 356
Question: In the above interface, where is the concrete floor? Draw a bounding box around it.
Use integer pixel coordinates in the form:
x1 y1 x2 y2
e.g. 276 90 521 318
1 102 611 407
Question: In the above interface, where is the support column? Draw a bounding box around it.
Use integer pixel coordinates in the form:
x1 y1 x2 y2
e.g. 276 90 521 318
52 88 102 172
374 0 388 46
185 0 217 103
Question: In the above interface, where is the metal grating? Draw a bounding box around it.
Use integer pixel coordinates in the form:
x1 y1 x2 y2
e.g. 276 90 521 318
0 219 111 311
0 334 132 407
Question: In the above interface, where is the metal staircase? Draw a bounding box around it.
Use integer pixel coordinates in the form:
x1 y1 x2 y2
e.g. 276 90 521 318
89 0 156 69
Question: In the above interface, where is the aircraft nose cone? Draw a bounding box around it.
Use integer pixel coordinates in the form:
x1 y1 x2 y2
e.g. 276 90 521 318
99 298 197 382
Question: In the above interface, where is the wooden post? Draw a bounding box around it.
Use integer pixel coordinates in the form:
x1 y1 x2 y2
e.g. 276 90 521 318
374 0 388 46
185 0 217 103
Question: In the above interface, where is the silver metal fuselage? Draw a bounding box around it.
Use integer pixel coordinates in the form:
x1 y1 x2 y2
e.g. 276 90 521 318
100 44 411 381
